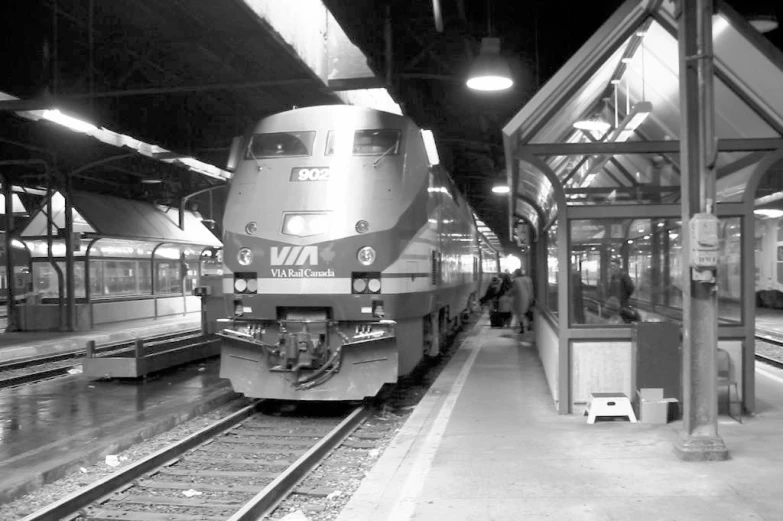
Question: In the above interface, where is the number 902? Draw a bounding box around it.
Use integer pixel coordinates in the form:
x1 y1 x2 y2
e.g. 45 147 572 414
295 168 330 181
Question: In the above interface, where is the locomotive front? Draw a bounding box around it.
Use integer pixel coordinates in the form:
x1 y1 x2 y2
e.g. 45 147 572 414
218 106 424 400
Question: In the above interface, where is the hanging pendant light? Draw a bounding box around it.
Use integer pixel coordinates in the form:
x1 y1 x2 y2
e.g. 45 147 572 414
573 115 611 133
466 37 514 91
749 13 778 33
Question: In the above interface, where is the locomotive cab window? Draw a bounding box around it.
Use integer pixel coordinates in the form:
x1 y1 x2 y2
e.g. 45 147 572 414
325 129 401 156
246 131 315 158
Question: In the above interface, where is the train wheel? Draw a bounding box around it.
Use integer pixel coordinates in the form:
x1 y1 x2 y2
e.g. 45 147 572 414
424 313 441 357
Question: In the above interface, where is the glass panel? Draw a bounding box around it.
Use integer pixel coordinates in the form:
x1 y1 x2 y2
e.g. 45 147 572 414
563 153 682 205
246 131 316 158
184 262 199 293
717 218 741 323
546 223 558 314
89 239 157 259
325 129 401 156
31 261 86 299
200 247 223 276
155 261 182 294
570 217 741 326
155 244 182 260
27 239 91 258
90 259 151 297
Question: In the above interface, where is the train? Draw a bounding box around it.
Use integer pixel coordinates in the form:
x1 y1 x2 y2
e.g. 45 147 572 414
574 214 783 319
216 105 500 400
755 214 783 308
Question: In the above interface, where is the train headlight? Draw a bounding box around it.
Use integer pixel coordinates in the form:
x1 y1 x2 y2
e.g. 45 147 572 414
245 221 258 235
282 213 331 237
352 278 367 293
357 246 376 266
237 247 253 266
352 272 381 294
234 272 257 294
285 215 306 236
355 220 370 234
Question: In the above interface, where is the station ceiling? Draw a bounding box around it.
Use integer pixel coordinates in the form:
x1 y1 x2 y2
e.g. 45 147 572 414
0 1 781 247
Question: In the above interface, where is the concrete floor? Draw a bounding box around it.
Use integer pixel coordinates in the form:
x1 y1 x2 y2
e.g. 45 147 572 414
337 320 783 521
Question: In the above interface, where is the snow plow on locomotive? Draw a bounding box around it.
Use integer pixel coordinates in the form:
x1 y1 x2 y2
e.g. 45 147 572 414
215 105 497 400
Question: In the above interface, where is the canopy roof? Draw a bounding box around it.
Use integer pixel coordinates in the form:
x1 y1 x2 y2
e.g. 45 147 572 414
503 0 783 238
21 191 221 247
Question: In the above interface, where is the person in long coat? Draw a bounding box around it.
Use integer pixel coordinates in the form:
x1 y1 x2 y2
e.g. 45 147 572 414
508 268 534 332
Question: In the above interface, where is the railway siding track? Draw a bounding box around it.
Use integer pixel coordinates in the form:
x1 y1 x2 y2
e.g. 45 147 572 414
0 328 205 389
19 402 371 521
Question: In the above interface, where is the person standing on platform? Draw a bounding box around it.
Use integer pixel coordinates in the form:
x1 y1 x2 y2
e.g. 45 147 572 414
608 258 635 309
479 276 503 306
509 268 534 333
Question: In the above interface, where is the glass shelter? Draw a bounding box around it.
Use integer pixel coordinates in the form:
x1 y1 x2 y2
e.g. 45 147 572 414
17 191 221 331
502 0 783 414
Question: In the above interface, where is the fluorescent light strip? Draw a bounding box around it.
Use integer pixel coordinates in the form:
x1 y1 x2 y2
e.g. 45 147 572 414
3 91 232 181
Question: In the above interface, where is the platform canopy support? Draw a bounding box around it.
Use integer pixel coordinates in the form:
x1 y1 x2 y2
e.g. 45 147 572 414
674 0 729 461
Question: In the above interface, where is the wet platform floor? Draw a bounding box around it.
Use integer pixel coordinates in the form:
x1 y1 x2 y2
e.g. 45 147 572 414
0 357 237 503
0 313 202 364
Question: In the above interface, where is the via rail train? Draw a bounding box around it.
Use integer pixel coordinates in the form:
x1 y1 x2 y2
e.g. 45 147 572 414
217 105 499 400
756 214 783 308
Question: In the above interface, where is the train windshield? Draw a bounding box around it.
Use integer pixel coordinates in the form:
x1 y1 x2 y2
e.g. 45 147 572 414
325 129 401 156
246 131 316 158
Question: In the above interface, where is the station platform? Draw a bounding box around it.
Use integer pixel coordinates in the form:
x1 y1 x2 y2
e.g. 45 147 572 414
0 357 240 504
0 313 202 364
337 316 783 521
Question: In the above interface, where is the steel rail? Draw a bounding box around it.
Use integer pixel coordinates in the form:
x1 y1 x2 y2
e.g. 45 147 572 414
0 328 202 372
0 328 205 389
755 353 783 370
18 400 263 521
228 404 372 521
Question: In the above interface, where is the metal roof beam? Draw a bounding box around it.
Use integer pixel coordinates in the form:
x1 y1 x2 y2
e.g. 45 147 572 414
518 138 783 156
56 78 314 99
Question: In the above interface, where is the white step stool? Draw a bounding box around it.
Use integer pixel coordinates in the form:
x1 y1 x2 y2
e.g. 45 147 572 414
586 392 637 424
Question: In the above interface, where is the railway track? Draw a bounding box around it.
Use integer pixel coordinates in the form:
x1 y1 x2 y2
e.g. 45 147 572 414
0 328 203 389
755 332 783 369
19 401 370 521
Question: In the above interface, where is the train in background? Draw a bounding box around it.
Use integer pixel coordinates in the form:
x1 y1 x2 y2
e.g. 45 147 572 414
216 105 499 401
575 215 783 314
755 214 783 308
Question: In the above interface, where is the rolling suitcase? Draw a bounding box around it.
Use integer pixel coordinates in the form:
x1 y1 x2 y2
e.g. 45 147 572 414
490 310 505 327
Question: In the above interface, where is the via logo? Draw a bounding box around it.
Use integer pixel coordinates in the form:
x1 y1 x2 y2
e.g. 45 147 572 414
270 246 318 266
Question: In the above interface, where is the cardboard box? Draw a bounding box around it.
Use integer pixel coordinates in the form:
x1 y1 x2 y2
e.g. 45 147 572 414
637 388 668 424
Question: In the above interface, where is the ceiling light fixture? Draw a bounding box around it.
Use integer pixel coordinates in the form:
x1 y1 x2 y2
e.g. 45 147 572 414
748 13 779 33
754 208 783 218
492 184 510 194
42 109 98 134
466 37 513 91
573 115 611 133
466 1 512 92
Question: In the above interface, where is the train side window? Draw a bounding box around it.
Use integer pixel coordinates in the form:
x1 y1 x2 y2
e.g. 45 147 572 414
325 129 401 156
246 131 315 158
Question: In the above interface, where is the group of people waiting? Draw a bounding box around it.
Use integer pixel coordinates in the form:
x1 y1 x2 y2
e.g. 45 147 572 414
479 269 535 333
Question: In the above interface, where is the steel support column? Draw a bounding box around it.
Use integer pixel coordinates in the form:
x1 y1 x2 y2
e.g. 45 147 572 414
674 0 728 461
2 178 17 332
63 171 76 331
